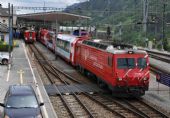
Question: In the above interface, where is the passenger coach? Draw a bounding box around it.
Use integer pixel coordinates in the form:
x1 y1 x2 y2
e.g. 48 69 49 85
55 33 89 64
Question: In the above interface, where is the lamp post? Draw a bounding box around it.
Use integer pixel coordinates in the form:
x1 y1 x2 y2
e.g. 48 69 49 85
8 3 13 69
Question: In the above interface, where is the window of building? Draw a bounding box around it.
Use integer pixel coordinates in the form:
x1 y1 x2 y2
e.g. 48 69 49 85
3 19 6 23
0 35 5 42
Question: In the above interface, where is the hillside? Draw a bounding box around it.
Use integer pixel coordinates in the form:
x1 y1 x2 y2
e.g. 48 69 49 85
66 0 170 50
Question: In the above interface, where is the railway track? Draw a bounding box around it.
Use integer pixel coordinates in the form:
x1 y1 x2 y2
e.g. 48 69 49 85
121 98 168 118
29 43 169 118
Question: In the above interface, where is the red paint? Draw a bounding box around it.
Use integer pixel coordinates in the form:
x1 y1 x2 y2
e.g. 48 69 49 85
24 30 36 43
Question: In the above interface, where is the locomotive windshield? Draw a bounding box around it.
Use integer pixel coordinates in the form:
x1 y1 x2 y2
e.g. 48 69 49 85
117 58 135 69
29 32 32 37
137 58 147 69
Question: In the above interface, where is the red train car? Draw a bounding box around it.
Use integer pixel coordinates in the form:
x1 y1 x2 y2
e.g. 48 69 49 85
46 31 56 51
38 29 48 45
24 30 36 43
75 40 150 97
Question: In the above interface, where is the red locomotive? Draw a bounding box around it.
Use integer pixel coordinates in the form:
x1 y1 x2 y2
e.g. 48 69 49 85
38 29 48 45
46 31 56 51
24 30 36 43
75 40 150 97
37 29 56 51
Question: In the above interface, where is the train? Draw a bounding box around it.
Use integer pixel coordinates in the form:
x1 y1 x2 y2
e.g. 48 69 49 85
37 29 150 97
24 30 36 43
37 29 56 51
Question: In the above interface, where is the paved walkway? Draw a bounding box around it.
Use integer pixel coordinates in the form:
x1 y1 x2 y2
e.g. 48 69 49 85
0 40 57 118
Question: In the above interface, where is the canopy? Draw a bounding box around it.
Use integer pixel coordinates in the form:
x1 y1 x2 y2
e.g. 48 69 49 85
17 11 91 22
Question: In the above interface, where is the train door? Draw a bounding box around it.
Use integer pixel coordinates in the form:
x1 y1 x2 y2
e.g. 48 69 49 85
69 36 79 65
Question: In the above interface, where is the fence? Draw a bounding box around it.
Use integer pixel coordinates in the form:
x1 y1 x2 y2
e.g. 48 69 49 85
156 73 170 98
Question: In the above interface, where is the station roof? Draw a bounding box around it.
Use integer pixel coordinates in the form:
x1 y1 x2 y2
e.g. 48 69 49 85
17 11 91 23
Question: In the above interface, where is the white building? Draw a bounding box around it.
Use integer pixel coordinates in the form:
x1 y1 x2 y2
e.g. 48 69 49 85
0 4 17 27
0 23 9 44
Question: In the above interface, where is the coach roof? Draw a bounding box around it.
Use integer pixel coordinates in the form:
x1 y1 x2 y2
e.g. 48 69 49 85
82 39 147 54
57 33 77 43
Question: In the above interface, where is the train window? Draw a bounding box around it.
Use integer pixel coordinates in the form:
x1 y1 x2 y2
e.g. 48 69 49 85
87 41 93 46
29 32 32 37
48 39 53 43
83 40 88 44
94 43 100 48
117 58 135 69
108 56 113 67
65 42 70 52
0 35 4 41
137 58 147 69
57 38 70 53
99 45 107 50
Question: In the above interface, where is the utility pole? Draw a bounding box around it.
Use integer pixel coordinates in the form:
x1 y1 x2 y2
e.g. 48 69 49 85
107 0 111 16
119 22 122 41
162 0 167 50
143 0 149 47
143 0 149 33
8 3 13 69
8 3 11 68
11 4 13 49
43 1 46 27
134 0 137 23
106 0 111 39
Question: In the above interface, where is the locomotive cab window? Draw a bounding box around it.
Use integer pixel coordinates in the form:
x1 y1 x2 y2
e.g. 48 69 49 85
29 32 32 37
48 39 53 43
137 58 147 69
117 58 135 69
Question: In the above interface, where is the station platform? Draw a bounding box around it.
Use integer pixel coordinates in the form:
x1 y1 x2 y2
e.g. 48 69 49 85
142 50 170 114
0 40 57 118
143 73 170 114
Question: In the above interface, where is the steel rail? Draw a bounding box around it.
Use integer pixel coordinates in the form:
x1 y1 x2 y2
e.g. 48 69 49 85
29 44 95 118
122 99 169 118
137 99 169 118
96 94 148 118
84 93 136 118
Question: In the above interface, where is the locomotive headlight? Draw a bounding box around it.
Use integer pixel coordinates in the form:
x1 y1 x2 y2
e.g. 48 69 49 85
4 115 10 118
36 114 42 118
143 77 148 81
117 78 122 81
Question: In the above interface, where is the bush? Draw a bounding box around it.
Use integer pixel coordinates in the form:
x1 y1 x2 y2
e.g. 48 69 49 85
0 44 13 52
166 45 170 52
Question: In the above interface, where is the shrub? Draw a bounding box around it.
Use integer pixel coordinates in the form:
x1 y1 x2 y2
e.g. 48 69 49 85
0 44 13 52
